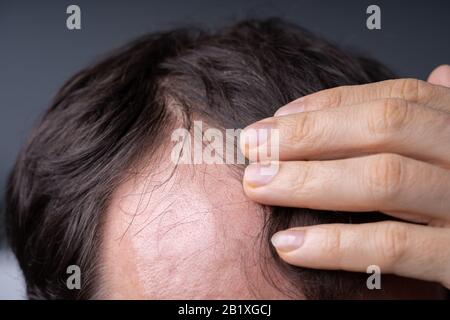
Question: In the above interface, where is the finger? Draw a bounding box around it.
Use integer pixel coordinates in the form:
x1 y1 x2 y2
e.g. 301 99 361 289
275 78 450 116
243 154 450 221
241 98 450 166
427 65 450 88
270 221 450 288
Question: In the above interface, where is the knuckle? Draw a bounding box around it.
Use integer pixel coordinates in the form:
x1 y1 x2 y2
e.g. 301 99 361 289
284 112 317 144
291 163 314 197
389 78 432 103
389 78 424 102
323 89 343 108
366 154 405 201
376 222 409 266
368 98 411 134
311 87 344 109
320 226 343 260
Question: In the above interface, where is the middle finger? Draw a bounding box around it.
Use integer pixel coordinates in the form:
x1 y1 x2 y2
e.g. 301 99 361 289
241 98 450 167
243 154 450 221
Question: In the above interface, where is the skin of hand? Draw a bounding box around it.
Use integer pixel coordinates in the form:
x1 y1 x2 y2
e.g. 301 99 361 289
240 65 450 289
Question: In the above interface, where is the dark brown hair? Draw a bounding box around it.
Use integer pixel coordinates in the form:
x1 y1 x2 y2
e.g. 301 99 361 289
6 18 397 299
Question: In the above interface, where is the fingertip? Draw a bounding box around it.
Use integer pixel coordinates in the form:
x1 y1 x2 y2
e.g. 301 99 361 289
271 229 306 252
274 98 306 116
427 64 450 87
243 162 276 188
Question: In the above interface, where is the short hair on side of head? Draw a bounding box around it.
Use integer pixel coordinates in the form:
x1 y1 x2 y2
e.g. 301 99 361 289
6 18 396 299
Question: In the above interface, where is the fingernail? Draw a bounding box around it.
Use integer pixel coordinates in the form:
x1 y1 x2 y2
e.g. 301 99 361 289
244 162 277 187
240 120 274 151
271 230 306 252
275 99 305 116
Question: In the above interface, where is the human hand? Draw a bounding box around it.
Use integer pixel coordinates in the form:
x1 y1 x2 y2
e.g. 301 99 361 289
240 65 450 289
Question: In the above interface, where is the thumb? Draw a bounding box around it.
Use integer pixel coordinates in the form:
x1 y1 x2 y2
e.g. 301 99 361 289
427 65 450 88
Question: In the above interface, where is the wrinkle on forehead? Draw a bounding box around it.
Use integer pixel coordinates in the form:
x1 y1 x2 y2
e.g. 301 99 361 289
101 154 291 299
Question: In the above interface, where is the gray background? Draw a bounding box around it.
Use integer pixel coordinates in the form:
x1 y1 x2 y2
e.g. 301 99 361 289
0 0 449 299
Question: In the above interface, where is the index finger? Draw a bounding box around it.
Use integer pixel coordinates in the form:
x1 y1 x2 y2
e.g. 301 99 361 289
275 79 450 115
